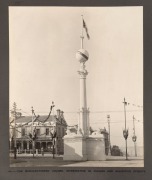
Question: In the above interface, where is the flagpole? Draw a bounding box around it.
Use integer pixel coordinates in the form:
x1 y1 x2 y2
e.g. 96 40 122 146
81 15 84 49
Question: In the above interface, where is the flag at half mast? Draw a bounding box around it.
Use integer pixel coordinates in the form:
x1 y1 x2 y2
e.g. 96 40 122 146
83 18 90 40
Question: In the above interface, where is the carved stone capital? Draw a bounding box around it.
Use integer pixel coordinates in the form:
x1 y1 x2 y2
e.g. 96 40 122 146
78 70 88 78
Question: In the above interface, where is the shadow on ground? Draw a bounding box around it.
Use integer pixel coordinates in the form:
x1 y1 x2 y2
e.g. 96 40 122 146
10 157 85 167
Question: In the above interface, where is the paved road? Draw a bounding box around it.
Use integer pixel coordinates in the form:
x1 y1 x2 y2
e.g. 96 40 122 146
10 156 144 167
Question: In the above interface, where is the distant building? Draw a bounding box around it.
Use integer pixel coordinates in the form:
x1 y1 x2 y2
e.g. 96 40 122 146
10 109 67 155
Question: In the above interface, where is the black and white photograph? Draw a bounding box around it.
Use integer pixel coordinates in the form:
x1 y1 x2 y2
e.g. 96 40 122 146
9 6 143 167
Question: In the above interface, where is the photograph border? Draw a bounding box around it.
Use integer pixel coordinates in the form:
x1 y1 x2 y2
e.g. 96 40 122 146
0 0 151 180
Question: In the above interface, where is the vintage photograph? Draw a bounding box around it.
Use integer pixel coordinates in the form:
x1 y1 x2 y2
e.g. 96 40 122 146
9 6 143 167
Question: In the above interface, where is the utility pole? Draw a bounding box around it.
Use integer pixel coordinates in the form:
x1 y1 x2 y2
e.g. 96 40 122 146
123 98 129 160
13 102 17 159
107 115 111 155
50 102 56 159
31 107 35 158
51 125 56 159
52 135 55 159
132 115 137 157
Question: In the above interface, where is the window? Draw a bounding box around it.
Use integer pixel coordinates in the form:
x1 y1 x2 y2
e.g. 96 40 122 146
46 128 49 135
61 128 62 137
58 127 60 137
62 127 64 136
21 128 25 136
15 129 18 137
36 129 40 136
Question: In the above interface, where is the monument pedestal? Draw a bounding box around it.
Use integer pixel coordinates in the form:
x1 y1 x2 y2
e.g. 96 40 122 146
86 134 106 160
63 134 87 161
63 133 106 161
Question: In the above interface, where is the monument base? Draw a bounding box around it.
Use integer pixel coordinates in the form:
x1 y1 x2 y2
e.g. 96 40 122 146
63 133 106 161
63 134 87 161
86 134 106 160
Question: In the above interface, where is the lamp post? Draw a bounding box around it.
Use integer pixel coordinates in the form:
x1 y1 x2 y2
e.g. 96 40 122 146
107 115 111 155
132 115 137 157
123 98 129 160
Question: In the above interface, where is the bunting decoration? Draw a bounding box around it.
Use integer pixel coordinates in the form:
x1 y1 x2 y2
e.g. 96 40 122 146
123 98 143 108
124 102 143 108
51 101 55 111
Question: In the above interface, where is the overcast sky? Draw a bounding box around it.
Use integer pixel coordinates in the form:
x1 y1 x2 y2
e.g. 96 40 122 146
9 6 143 148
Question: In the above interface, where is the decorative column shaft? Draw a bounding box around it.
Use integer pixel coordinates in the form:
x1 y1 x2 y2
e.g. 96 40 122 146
79 65 88 109
76 49 89 137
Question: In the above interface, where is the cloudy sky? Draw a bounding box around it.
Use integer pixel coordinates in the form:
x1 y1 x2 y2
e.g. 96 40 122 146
9 6 143 148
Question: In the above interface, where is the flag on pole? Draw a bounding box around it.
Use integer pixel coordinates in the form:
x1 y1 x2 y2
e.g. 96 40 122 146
83 19 90 39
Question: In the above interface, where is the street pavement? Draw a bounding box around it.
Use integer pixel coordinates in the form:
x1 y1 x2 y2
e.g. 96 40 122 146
10 155 144 167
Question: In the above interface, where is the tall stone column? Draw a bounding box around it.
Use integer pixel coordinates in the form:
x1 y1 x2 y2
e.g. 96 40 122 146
63 16 106 161
77 49 90 137
63 48 89 161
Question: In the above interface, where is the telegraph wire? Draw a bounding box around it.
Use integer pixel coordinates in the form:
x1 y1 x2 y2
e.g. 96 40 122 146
14 109 143 114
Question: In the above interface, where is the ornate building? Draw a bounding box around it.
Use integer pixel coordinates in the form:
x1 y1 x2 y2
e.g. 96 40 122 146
10 109 67 155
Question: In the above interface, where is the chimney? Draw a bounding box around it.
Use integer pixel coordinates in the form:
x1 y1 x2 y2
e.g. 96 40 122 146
60 111 64 118
17 112 22 118
56 109 60 118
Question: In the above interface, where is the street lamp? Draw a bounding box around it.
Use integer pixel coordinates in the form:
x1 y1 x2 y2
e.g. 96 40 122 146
123 98 129 160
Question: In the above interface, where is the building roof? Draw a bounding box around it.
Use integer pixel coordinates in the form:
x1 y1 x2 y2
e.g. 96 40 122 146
15 115 67 126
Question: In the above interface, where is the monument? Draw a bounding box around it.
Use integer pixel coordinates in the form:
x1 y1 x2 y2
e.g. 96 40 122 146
63 16 106 161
